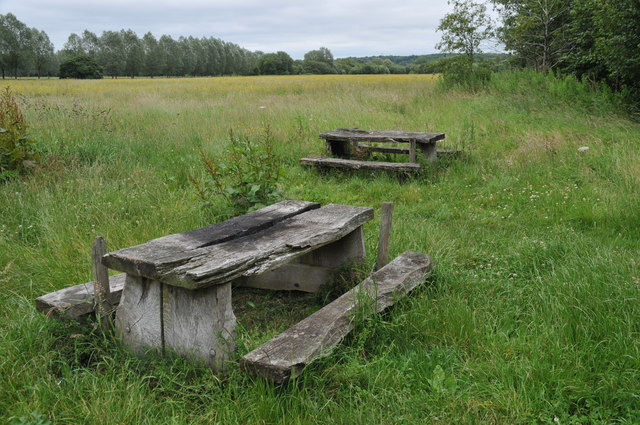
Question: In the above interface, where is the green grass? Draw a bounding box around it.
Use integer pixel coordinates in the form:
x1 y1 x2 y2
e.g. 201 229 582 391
1 73 639 424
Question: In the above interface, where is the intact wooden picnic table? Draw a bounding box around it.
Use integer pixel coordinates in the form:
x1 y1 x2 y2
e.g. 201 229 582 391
320 128 446 162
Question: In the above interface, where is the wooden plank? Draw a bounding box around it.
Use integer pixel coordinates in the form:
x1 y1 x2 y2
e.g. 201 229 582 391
236 226 366 293
376 202 394 270
161 204 373 290
320 128 445 144
103 200 320 281
235 263 333 292
300 156 422 172
357 145 410 155
437 149 463 157
92 236 112 322
35 273 126 320
241 251 434 383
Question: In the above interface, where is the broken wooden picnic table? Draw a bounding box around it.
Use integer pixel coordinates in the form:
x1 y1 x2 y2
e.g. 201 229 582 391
35 199 434 380
300 128 455 173
103 200 373 371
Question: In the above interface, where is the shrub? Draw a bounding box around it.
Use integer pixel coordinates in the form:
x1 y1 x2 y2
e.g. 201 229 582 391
438 56 492 91
190 126 284 215
0 87 40 181
59 55 103 79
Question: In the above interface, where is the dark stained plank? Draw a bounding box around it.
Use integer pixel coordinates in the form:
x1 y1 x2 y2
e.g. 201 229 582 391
320 128 445 144
103 200 320 281
300 156 423 172
241 251 433 383
35 273 126 319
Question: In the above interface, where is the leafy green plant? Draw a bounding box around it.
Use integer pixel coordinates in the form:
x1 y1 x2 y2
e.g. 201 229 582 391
8 411 52 425
0 87 40 181
190 126 284 214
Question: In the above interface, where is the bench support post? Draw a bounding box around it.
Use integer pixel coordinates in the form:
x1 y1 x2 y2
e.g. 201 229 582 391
420 143 437 162
115 275 236 371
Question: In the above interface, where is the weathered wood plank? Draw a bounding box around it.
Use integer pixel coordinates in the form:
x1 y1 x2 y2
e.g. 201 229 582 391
235 263 334 292
320 128 445 144
357 144 410 155
35 273 126 320
356 145 462 157
437 149 463 157
300 156 423 172
103 200 320 281
162 204 373 290
241 251 433 383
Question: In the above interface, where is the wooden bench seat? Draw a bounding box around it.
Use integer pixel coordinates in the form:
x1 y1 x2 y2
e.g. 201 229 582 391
35 273 126 320
241 251 433 383
300 156 423 173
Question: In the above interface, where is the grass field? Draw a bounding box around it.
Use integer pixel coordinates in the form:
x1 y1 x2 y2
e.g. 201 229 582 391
1 73 639 424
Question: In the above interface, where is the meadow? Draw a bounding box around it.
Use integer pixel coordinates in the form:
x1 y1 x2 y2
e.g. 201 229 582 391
1 73 639 424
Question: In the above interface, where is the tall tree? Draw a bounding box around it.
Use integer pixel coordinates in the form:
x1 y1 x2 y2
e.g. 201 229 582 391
99 30 125 77
121 29 144 78
0 13 34 78
30 29 54 78
142 32 163 77
493 0 573 71
436 0 494 59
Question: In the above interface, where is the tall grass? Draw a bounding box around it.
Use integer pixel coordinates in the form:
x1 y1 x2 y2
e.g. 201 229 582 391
1 72 639 424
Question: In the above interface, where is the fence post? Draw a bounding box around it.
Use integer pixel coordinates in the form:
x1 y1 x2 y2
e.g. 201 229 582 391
92 236 112 326
376 202 394 270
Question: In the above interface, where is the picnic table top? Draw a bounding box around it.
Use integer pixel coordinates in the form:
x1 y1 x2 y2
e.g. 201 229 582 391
103 200 373 290
319 128 445 144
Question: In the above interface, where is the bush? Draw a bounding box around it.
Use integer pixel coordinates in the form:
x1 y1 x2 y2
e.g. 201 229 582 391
190 126 284 215
438 56 492 91
59 55 103 79
0 87 40 181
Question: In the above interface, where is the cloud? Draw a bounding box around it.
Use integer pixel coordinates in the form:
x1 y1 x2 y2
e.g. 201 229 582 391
3 0 455 57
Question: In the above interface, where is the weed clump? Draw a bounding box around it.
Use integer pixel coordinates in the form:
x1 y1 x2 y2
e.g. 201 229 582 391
190 125 284 215
0 87 40 181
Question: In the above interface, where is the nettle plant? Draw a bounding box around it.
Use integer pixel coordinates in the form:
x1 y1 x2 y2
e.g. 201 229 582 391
190 126 284 215
0 87 40 181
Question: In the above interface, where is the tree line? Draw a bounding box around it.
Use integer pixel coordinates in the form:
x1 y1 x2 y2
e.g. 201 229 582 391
0 14 459 79
436 0 640 103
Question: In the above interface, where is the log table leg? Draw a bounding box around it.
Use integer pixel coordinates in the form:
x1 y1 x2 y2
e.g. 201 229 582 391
420 142 438 162
115 275 236 371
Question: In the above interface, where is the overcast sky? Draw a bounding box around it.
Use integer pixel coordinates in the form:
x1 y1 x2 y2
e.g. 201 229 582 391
0 0 490 58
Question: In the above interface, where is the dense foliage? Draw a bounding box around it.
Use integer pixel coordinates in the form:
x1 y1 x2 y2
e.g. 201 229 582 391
493 0 640 105
58 55 103 79
0 13 56 78
0 87 39 180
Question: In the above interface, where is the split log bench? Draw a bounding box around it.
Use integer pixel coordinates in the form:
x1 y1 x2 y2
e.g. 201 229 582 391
241 251 433 383
300 128 451 173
